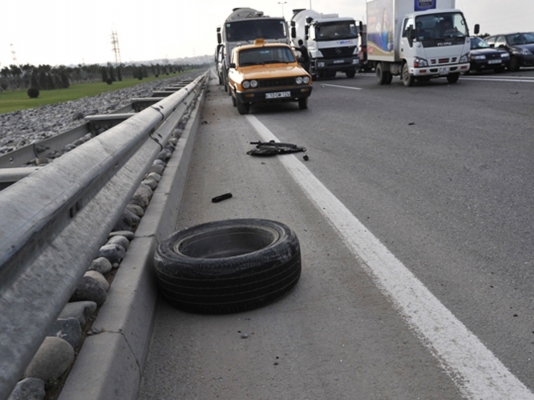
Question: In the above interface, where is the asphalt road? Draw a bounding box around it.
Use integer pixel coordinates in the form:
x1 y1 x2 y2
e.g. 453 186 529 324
138 69 534 399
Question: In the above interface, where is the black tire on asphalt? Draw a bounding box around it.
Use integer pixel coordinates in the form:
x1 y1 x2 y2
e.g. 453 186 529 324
236 97 250 115
154 219 302 314
298 97 308 110
447 73 460 84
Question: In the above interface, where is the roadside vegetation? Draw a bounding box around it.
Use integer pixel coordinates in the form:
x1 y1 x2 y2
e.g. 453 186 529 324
0 62 208 114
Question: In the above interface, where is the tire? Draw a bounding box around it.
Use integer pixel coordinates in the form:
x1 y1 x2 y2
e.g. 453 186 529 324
345 70 356 78
236 97 250 115
509 56 520 72
402 63 414 87
447 73 460 84
298 97 308 110
154 219 301 314
231 90 237 107
376 63 391 85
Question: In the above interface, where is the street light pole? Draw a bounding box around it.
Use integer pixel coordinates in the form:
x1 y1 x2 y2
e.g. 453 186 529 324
278 1 287 19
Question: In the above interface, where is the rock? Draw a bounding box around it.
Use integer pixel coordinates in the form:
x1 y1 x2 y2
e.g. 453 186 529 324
88 257 113 274
7 377 45 400
59 301 97 325
130 185 153 209
98 243 126 265
48 317 82 348
126 203 145 217
74 276 107 306
112 208 139 232
147 162 165 175
24 337 74 382
109 230 135 240
107 235 130 251
142 177 158 190
84 270 110 291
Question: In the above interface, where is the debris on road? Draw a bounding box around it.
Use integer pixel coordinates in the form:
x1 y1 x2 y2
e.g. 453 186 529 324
212 193 233 203
247 140 307 156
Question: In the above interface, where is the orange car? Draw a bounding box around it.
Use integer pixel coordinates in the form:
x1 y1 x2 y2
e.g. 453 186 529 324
227 39 313 115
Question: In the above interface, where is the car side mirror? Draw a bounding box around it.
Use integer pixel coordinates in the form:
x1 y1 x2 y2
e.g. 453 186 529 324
474 24 480 35
229 63 236 69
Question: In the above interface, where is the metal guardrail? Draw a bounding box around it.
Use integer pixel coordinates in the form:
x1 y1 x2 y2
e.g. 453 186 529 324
0 72 207 399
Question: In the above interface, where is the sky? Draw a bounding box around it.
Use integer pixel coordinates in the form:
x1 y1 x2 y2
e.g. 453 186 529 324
1 0 532 68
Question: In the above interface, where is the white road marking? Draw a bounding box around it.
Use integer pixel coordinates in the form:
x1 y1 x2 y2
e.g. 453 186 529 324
320 83 363 90
462 76 534 83
246 114 534 400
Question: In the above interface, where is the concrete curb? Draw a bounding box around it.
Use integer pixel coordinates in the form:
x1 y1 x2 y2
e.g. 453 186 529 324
58 74 208 400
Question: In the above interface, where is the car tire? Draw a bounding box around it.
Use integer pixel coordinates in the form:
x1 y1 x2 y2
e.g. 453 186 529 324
376 63 386 85
236 97 250 115
509 56 520 72
402 63 414 87
298 97 308 110
447 73 460 84
231 91 237 107
346 70 356 78
154 219 302 314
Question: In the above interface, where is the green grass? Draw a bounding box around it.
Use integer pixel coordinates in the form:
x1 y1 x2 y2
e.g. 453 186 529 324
0 73 188 115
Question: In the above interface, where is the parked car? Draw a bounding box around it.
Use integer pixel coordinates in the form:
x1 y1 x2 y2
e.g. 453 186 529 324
485 32 534 71
468 37 510 73
227 39 313 115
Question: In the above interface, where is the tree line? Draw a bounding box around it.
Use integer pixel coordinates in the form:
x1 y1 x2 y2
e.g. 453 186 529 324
0 62 207 92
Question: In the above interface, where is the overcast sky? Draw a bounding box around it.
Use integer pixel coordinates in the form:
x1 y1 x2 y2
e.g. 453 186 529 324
1 0 532 67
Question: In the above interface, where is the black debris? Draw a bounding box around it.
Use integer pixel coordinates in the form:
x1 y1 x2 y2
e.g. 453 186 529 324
247 140 306 156
212 193 232 203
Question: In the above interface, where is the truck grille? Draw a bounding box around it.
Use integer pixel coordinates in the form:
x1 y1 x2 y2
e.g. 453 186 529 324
257 77 296 88
319 46 357 59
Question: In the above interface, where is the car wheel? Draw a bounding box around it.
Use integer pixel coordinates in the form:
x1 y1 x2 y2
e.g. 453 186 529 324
447 73 460 84
402 63 414 87
236 97 250 115
298 97 308 110
509 56 520 72
154 219 302 314
231 90 237 107
345 70 356 78
376 63 386 84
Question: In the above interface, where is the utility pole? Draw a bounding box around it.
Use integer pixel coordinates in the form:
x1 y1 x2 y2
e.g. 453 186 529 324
111 31 122 65
278 1 287 19
10 44 18 65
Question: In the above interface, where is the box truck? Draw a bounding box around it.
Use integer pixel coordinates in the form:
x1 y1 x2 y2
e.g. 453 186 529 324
216 8 290 93
367 0 478 86
290 9 360 79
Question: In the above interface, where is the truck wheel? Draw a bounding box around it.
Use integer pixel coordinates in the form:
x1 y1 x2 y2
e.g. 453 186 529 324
298 97 308 110
346 70 356 78
376 63 387 85
402 63 414 87
236 97 250 115
153 219 302 314
446 73 460 84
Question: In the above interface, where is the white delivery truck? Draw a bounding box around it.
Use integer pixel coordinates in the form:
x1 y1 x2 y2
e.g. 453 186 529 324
367 0 478 86
216 8 290 93
290 9 360 79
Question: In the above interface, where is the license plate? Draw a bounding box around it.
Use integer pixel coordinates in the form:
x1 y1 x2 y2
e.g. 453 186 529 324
333 59 345 64
488 59 501 64
265 91 290 99
439 67 448 76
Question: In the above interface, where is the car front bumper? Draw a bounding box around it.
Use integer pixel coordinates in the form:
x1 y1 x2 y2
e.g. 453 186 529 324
411 63 470 77
236 86 313 104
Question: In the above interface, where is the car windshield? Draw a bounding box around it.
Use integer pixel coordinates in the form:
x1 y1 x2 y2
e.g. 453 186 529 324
471 37 490 49
238 47 296 66
413 12 468 47
506 32 534 45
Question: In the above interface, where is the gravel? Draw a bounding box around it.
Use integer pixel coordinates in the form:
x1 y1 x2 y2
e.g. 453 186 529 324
0 73 199 155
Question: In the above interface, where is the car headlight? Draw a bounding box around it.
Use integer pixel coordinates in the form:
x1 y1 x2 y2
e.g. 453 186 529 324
295 77 303 85
471 55 486 60
460 53 469 63
242 80 250 89
250 80 258 88
414 57 428 67
521 49 532 56
302 76 310 84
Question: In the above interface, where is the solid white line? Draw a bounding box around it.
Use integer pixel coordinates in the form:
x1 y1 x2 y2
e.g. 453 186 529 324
462 77 534 83
320 83 363 90
245 114 534 400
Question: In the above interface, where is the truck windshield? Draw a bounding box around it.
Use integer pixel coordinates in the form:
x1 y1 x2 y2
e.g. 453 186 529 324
314 21 358 41
412 12 468 47
225 19 287 42
238 46 296 66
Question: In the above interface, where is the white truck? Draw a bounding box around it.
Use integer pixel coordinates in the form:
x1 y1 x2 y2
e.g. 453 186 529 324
216 8 290 93
367 0 478 86
289 9 360 79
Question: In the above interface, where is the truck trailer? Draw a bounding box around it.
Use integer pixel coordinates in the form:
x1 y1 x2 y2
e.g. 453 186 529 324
367 0 478 86
216 8 290 93
290 9 360 79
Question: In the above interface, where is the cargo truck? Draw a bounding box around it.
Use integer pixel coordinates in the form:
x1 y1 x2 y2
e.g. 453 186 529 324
367 0 478 86
290 9 360 79
216 8 290 93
